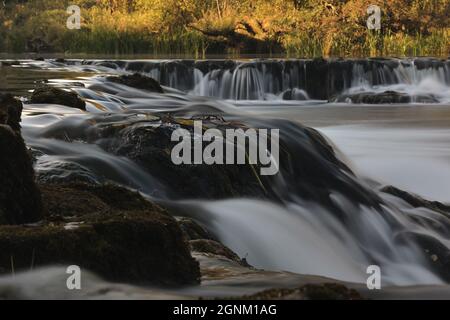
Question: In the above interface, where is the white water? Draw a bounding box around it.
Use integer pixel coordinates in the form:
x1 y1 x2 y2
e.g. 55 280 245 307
178 188 450 286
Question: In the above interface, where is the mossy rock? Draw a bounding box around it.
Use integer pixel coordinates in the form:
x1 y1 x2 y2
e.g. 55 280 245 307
0 182 200 286
0 211 199 286
0 125 43 225
0 93 23 131
106 73 164 93
177 217 216 241
40 183 161 218
30 86 86 110
243 283 363 300
332 91 439 104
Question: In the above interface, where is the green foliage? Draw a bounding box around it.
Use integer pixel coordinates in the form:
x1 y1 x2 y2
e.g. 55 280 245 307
0 0 448 57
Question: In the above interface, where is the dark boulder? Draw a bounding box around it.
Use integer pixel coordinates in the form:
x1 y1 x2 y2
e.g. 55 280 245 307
243 283 363 300
0 125 43 225
0 61 21 67
30 86 86 110
0 93 23 131
0 182 200 286
0 211 200 286
106 73 164 93
332 91 439 104
281 88 308 100
98 120 268 200
41 183 163 218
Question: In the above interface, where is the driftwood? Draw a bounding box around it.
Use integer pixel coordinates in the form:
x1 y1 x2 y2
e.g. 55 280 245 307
189 16 283 51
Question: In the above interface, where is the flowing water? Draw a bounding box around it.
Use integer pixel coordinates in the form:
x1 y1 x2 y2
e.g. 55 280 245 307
2 57 450 297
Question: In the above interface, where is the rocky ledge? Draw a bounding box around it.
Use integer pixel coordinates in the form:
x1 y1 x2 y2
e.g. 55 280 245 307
106 73 164 93
30 86 86 110
331 91 439 104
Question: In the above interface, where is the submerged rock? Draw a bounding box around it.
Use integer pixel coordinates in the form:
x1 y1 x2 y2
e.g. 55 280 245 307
381 185 450 216
106 73 164 93
178 217 251 267
30 86 86 110
0 183 200 286
190 239 243 264
0 93 23 131
242 283 363 300
36 159 99 185
332 91 439 104
177 217 216 241
381 185 450 281
0 125 43 225
281 88 308 100
0 61 21 67
49 113 378 212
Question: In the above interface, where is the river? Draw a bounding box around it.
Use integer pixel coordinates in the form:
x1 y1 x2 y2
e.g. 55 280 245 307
1 57 450 298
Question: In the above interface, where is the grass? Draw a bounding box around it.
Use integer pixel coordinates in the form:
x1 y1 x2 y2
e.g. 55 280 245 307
66 30 207 56
284 29 449 58
1 27 448 58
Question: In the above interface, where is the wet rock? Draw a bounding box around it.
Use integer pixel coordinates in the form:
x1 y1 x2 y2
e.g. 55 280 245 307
0 93 23 131
45 111 381 212
0 125 43 225
41 183 163 217
99 120 268 200
36 160 99 185
190 239 243 264
194 60 236 74
0 182 200 286
332 91 439 104
106 73 164 93
30 86 86 110
177 217 216 241
405 233 450 282
82 114 381 214
242 283 363 300
381 185 450 215
0 61 20 67
413 58 447 71
178 217 251 267
0 211 199 286
305 58 329 100
96 61 120 69
382 186 450 281
281 88 308 100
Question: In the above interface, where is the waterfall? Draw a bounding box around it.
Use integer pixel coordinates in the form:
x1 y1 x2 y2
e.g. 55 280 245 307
81 58 450 101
